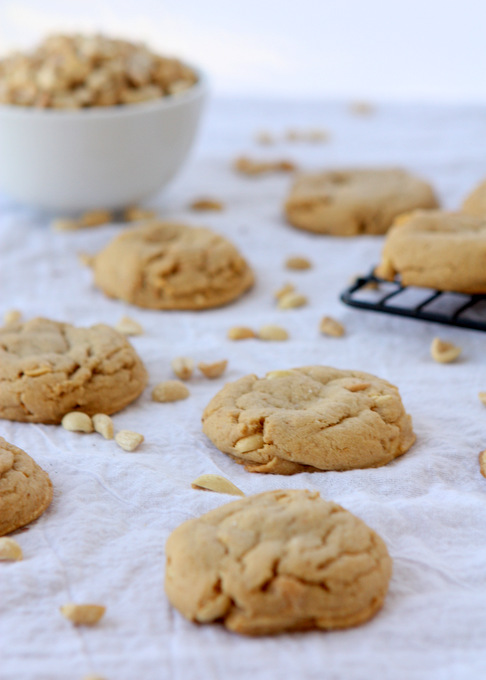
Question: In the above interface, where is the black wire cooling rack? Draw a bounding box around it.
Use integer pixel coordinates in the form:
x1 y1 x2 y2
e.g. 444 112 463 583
340 270 486 332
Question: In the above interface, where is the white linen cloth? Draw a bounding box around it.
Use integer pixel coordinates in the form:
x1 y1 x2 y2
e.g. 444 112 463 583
1 98 486 680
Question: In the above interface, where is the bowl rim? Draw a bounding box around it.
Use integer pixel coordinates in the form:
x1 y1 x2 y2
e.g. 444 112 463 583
0 64 208 119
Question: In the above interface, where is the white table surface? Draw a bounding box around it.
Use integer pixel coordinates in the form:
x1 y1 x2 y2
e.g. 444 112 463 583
1 97 486 680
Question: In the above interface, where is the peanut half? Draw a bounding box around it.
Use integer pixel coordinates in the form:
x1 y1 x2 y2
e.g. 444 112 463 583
0 537 23 561
60 603 106 626
115 430 144 452
189 198 225 211
234 433 264 453
227 326 256 340
62 412 93 433
114 316 144 336
191 474 245 497
258 325 289 341
277 291 308 309
430 338 461 364
152 380 189 402
320 316 345 337
92 414 114 440
124 206 157 222
198 360 228 379
171 357 194 381
285 256 312 270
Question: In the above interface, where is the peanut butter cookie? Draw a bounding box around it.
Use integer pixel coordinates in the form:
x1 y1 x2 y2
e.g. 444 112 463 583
0 317 147 423
0 437 53 535
91 222 254 310
375 210 486 293
165 489 392 635
202 366 415 474
285 168 438 235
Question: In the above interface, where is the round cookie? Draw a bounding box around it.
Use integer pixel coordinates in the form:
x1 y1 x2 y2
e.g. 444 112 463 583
91 221 254 310
0 317 147 423
202 366 415 474
284 168 438 235
165 489 393 635
375 210 486 293
462 179 486 218
0 437 53 535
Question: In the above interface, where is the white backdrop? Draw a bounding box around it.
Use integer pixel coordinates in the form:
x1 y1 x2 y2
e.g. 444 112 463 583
1 0 486 102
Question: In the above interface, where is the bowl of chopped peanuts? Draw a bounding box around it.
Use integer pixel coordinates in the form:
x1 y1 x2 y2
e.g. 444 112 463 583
0 34 207 212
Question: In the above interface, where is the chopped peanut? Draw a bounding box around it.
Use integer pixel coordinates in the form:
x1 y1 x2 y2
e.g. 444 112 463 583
227 326 256 340
171 357 194 381
152 380 190 402
320 316 345 337
430 338 461 364
115 430 144 452
198 360 228 379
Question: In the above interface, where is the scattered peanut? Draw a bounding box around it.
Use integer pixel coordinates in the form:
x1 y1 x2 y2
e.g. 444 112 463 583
61 412 93 433
152 380 190 402
274 283 295 301
189 198 225 211
285 256 312 270
114 316 144 336
115 430 144 452
171 356 194 381
24 365 52 377
430 338 461 364
0 537 23 561
478 392 486 406
3 309 22 325
277 291 308 309
234 156 297 176
198 360 228 379
83 675 107 680
60 603 106 626
227 326 256 340
350 100 374 116
191 474 245 496
258 325 289 341
92 414 114 440
124 206 157 222
320 316 346 337
79 210 112 228
479 450 486 478
52 218 79 231
255 130 275 145
234 433 264 453
285 128 329 143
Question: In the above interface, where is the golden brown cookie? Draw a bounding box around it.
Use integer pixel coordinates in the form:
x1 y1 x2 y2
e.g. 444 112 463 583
0 437 53 535
165 489 392 635
0 317 147 423
202 366 415 474
285 168 438 235
91 222 254 310
375 210 486 293
462 179 486 218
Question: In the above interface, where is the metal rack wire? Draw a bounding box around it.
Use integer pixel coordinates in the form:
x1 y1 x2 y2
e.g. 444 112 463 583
340 270 486 332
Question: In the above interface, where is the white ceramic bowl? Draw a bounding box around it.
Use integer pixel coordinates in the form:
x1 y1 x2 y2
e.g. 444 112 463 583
0 71 207 212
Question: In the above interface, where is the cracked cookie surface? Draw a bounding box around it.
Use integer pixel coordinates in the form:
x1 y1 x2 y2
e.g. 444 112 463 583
92 221 254 310
375 210 486 293
0 437 53 535
285 168 438 235
165 489 392 635
0 317 147 423
202 366 415 474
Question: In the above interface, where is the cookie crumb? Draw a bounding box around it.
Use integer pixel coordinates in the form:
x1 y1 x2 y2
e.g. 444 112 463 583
258 325 289 341
430 338 461 363
115 430 144 452
227 326 256 340
191 474 244 496
3 309 22 325
61 412 93 433
189 198 225 211
171 357 194 381
92 414 114 440
0 537 23 561
114 316 144 336
152 380 190 402
198 360 228 379
285 256 312 270
60 603 106 626
320 316 345 337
